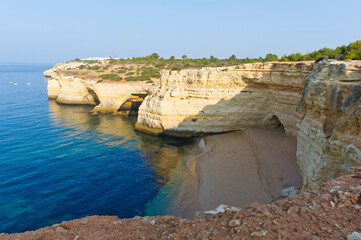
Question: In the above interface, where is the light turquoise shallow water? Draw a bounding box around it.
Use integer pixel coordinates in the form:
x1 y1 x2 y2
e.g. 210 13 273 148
0 65 193 233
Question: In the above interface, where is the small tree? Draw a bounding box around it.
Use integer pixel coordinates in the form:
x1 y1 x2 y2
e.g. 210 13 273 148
228 54 237 61
264 53 279 62
151 53 160 59
182 55 188 59
170 56 175 60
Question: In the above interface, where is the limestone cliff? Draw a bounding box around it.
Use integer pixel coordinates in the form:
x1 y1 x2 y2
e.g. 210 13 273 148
136 62 313 137
135 61 361 189
45 60 361 189
45 63 150 115
297 61 361 189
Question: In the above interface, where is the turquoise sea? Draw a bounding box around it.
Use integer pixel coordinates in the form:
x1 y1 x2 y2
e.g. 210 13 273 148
0 64 193 233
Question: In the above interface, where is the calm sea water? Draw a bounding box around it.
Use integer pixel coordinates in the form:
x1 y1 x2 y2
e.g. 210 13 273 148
0 65 193 233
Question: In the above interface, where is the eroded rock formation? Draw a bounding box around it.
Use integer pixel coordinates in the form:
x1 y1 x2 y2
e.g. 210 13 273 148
135 62 313 137
45 65 149 115
297 61 361 189
45 61 361 189
135 61 361 189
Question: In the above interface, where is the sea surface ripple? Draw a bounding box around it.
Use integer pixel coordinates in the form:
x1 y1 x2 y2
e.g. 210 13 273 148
0 65 192 233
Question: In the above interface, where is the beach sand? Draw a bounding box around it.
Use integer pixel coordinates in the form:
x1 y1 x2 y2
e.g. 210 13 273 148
181 128 302 218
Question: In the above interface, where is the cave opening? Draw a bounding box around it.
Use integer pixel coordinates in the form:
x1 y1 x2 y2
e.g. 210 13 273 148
86 88 100 105
269 115 285 131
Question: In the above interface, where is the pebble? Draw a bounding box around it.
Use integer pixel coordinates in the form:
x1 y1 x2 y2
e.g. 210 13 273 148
251 230 268 237
55 226 67 233
347 232 361 240
80 219 89 225
282 186 300 196
229 219 241 227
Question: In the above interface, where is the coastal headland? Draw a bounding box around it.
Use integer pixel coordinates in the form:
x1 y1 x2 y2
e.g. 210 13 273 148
44 59 361 190
3 58 359 238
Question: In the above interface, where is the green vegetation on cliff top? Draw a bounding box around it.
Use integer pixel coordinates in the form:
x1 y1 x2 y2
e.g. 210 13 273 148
75 40 361 67
70 40 360 82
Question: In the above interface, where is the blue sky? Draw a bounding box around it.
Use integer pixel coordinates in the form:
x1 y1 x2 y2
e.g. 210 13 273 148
1 0 360 64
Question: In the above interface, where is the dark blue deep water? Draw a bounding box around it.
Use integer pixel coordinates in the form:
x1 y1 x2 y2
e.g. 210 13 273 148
0 65 192 233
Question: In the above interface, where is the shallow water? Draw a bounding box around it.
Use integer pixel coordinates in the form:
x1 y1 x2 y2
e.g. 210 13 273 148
0 65 193 233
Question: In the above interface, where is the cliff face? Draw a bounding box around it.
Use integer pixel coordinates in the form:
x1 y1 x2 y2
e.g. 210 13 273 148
297 61 361 189
45 64 149 115
45 61 361 189
135 61 361 189
136 62 313 137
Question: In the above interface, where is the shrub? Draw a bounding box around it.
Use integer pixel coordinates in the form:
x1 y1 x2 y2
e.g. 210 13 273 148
171 66 181 71
99 74 122 81
125 75 151 81
81 72 87 75
140 67 160 78
87 65 100 70
84 60 98 64
117 69 127 73
125 72 135 76
155 63 166 69
124 76 137 81
96 70 104 73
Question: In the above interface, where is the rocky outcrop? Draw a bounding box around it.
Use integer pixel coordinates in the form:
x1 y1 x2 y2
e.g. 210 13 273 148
296 61 361 190
49 78 98 105
3 167 361 239
136 62 314 137
46 78 149 115
45 61 151 115
89 82 147 115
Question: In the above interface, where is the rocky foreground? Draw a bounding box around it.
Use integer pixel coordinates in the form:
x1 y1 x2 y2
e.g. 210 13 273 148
2 167 360 240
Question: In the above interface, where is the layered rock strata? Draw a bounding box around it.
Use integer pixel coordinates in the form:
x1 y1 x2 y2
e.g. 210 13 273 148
297 61 361 189
136 62 314 137
46 77 149 115
135 61 361 189
45 61 361 189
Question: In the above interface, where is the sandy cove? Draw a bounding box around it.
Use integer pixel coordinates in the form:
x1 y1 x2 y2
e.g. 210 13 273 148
181 128 302 218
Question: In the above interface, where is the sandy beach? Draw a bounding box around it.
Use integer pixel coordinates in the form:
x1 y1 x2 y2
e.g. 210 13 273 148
182 128 302 217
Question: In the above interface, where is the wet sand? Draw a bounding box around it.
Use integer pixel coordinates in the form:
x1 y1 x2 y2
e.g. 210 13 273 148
182 128 302 218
